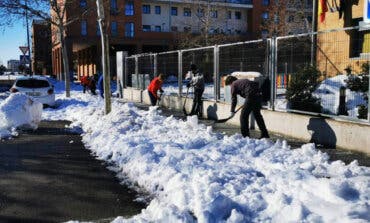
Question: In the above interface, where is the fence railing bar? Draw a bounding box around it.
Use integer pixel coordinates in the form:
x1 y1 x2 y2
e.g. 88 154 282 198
157 50 179 55
181 45 215 52
218 39 265 48
277 26 360 40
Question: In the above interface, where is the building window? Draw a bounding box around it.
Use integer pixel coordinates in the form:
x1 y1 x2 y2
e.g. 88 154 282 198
125 1 134 16
155 6 161 14
96 22 101 36
155 26 161 32
235 11 241 20
80 0 87 8
143 5 151 14
262 0 270 6
349 18 369 58
210 10 218 18
81 20 87 36
261 29 269 38
184 8 191 17
110 0 118 14
227 11 232 19
184 26 191 32
111 21 118 36
262 12 269 20
143 25 151 32
197 8 204 17
171 26 178 32
288 15 294 22
125 22 135 37
171 7 178 16
307 16 312 23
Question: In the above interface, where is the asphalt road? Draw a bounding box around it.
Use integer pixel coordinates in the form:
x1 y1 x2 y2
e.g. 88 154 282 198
0 121 145 223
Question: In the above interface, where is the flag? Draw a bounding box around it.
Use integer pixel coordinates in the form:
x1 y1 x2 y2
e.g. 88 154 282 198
318 0 328 23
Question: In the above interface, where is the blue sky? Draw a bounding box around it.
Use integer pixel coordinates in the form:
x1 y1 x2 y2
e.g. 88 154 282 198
0 19 29 66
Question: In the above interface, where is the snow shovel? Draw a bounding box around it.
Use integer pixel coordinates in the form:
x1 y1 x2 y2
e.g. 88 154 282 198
182 87 190 116
211 106 244 123
157 92 163 106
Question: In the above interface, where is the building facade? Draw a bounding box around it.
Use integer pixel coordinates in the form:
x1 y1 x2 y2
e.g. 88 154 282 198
7 60 20 73
316 0 369 76
32 20 52 75
51 0 254 80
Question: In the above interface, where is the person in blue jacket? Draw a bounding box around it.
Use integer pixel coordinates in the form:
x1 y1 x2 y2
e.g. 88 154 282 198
98 74 104 98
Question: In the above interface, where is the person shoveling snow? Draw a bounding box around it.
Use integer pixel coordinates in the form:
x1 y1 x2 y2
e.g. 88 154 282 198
0 93 43 139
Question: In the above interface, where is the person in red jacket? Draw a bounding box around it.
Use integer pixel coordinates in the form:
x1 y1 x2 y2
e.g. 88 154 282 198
80 75 89 93
147 74 165 106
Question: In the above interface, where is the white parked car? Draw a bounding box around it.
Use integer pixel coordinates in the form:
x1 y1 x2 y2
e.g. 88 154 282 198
10 75 55 107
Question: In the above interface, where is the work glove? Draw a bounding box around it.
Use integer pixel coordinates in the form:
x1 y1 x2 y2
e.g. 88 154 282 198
230 112 235 118
186 83 191 88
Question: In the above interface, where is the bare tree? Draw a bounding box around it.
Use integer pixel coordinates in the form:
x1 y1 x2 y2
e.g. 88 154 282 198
260 0 311 38
175 0 244 48
0 0 92 97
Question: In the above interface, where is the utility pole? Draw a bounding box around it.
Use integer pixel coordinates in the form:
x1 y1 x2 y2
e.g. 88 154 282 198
96 0 112 114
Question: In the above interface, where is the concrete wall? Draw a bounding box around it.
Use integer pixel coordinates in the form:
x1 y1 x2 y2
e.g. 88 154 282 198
123 87 370 154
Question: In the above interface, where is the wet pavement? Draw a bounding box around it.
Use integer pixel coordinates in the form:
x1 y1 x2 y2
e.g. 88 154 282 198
132 102 370 167
0 120 145 223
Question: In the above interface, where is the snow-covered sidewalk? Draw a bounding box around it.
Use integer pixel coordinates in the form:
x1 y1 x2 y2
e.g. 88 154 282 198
39 81 370 223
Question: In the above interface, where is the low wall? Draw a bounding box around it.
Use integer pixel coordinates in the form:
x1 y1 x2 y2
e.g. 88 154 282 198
123 87 370 154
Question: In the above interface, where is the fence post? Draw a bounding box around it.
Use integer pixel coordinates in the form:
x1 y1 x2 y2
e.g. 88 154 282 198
116 51 127 98
124 57 128 88
178 50 183 96
368 66 370 122
135 55 139 89
213 45 220 101
270 37 277 111
153 53 158 78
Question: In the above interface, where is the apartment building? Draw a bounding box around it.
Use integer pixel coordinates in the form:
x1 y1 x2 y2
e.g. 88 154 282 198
51 0 253 79
32 20 52 75
255 0 313 37
141 0 251 35
7 60 20 73
316 0 369 76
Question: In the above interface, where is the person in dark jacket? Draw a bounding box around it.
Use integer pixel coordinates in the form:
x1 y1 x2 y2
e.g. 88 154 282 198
186 64 205 117
89 76 97 95
147 73 164 106
97 74 104 98
225 76 269 139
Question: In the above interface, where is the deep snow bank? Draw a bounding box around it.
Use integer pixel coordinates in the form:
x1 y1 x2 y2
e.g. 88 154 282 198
0 93 42 139
43 89 370 223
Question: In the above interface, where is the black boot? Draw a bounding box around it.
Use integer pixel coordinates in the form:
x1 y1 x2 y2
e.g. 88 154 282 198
259 132 270 139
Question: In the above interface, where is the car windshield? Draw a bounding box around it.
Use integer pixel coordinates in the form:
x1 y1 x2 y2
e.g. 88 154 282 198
16 79 50 88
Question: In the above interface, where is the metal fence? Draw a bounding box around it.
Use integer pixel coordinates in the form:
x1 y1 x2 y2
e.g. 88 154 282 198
123 26 370 123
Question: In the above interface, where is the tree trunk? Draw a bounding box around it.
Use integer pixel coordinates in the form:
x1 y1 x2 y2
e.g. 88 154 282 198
59 26 71 98
96 0 112 114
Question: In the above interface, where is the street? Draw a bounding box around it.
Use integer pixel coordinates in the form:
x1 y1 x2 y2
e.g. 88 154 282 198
0 120 145 223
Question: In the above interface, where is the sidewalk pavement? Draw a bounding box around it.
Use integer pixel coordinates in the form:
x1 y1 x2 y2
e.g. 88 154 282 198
130 101 370 167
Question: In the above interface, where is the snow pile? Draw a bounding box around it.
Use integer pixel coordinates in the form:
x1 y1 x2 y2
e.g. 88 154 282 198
0 93 42 138
313 75 366 117
43 90 370 223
